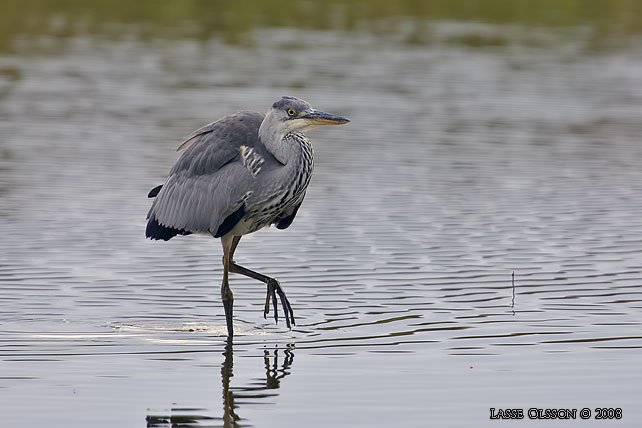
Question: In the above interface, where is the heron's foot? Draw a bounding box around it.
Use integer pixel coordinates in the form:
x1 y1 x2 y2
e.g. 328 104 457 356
264 278 295 329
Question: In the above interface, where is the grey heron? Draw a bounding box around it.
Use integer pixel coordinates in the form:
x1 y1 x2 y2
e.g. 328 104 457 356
146 96 349 337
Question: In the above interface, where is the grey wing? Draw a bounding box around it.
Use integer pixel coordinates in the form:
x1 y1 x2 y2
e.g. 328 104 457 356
147 111 265 236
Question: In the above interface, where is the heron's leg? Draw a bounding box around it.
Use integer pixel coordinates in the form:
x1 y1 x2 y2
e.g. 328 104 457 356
229 235 242 259
227 236 295 328
221 235 235 337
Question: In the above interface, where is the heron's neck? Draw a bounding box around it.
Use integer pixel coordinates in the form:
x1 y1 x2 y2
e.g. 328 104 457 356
258 122 290 165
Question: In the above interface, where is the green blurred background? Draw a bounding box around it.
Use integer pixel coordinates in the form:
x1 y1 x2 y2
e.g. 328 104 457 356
1 0 641 52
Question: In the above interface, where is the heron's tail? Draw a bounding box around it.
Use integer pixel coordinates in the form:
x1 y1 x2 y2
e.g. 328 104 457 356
146 183 192 240
146 216 192 241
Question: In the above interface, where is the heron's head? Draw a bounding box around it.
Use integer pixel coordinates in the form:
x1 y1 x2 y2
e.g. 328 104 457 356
262 96 349 137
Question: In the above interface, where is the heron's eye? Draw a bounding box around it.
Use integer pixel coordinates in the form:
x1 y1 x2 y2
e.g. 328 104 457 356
287 108 296 117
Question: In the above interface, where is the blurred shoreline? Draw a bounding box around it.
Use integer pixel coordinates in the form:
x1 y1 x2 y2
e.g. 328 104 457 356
1 0 641 52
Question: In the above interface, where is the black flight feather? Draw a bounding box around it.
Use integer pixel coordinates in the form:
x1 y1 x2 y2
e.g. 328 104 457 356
146 216 191 241
214 204 246 238
148 184 163 198
275 203 301 230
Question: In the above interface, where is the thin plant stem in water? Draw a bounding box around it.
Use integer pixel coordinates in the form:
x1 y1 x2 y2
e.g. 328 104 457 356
511 271 516 316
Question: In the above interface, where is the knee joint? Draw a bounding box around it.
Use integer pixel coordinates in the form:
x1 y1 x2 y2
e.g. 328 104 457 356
221 287 234 302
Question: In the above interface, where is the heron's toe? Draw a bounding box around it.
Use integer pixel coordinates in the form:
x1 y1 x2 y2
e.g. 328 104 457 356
263 279 295 329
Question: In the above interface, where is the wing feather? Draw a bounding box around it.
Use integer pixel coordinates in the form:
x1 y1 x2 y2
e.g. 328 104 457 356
147 111 265 235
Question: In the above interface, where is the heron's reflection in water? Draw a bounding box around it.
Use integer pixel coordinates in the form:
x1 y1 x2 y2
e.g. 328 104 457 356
146 339 295 428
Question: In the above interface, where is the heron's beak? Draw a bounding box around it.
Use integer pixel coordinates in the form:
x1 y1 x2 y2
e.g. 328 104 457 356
300 109 350 125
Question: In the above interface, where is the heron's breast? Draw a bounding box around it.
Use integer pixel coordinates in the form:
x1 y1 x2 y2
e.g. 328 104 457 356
230 138 313 235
